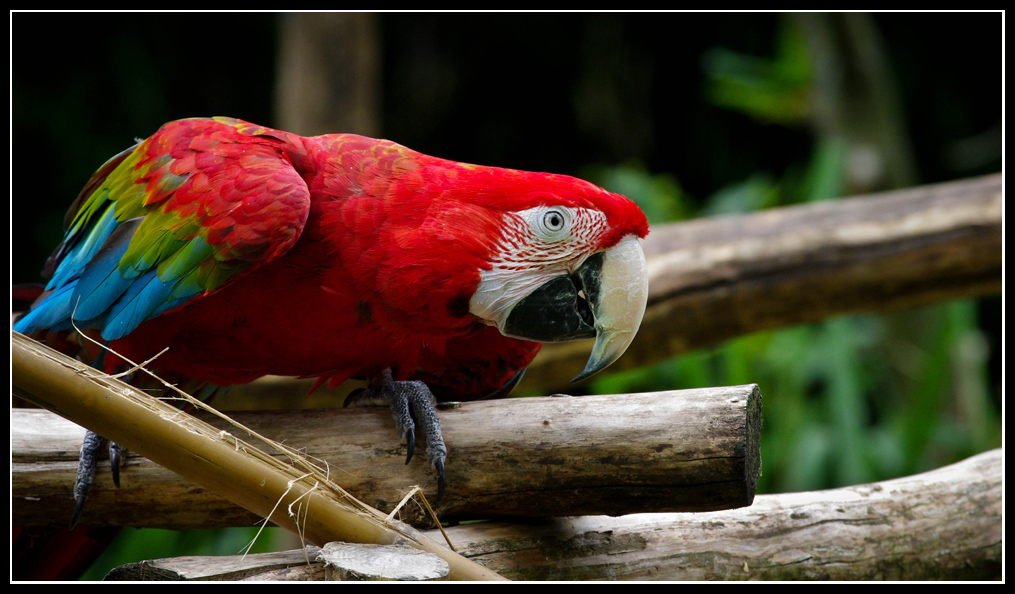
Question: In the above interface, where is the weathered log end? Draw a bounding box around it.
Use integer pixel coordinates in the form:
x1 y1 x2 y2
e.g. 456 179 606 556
317 542 450 581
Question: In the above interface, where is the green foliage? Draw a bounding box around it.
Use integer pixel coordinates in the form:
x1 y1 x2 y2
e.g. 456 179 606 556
80 526 294 580
700 17 812 126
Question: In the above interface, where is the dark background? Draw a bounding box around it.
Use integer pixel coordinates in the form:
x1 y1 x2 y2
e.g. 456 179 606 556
12 12 1000 282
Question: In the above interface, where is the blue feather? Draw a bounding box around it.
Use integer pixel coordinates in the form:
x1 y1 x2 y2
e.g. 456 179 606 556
13 283 78 334
47 208 119 291
102 268 190 340
71 218 144 321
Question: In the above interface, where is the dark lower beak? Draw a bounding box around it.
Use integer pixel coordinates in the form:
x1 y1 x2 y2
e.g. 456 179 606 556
501 235 648 382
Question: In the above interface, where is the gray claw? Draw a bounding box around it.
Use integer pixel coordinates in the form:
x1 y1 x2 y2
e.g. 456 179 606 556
70 430 104 529
370 369 450 501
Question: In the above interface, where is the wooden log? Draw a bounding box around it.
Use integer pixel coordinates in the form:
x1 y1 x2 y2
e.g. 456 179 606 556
105 548 325 581
105 543 450 581
102 449 1001 581
12 383 761 529
427 448 1003 581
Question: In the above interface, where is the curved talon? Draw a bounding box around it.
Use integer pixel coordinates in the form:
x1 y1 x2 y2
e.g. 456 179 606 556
71 430 105 529
343 387 366 407
434 457 446 503
70 494 88 530
369 369 450 501
404 430 415 465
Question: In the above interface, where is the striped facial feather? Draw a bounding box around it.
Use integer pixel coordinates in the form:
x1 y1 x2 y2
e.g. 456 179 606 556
469 205 609 325
492 206 608 267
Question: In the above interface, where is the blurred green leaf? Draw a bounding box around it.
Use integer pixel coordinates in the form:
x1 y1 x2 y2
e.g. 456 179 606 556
701 18 812 125
80 526 292 580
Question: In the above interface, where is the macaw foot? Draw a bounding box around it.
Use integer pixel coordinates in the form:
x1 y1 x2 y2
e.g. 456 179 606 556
70 430 125 529
345 369 448 502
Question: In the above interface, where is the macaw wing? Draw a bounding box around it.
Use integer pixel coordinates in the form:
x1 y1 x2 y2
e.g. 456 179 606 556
16 118 312 341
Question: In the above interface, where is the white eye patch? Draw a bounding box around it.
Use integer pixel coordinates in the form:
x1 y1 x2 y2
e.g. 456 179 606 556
521 206 573 242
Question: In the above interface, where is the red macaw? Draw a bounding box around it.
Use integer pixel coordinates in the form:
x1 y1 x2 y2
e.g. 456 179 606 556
14 116 650 524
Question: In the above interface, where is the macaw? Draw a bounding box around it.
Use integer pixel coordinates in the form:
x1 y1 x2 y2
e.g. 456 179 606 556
14 116 650 526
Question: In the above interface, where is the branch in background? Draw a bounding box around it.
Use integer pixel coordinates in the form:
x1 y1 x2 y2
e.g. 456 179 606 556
274 13 381 138
13 382 761 529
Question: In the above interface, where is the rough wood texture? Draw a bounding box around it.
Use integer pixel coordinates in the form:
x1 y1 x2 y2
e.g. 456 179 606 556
426 448 1001 581
520 174 1002 392
105 548 324 581
12 384 761 529
105 543 450 582
103 449 1000 581
318 542 450 581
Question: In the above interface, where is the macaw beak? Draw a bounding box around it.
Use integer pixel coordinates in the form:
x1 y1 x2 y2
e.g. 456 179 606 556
502 234 648 382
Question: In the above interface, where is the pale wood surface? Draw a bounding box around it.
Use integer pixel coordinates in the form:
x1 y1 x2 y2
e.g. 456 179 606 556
318 542 450 581
105 548 324 581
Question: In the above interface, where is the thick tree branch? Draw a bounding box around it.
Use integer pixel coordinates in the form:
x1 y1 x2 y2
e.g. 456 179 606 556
13 377 760 529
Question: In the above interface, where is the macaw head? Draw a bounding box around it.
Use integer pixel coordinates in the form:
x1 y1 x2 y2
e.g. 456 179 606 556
314 136 650 384
459 167 650 382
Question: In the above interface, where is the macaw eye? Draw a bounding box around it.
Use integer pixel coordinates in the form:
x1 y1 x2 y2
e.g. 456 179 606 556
522 205 573 242
542 209 566 232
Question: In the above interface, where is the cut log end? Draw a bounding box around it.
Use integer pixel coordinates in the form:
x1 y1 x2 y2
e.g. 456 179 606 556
317 542 450 581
